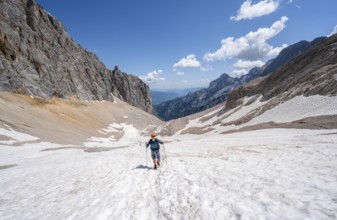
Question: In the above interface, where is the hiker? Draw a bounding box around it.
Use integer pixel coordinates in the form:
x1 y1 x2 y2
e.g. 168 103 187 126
146 133 163 169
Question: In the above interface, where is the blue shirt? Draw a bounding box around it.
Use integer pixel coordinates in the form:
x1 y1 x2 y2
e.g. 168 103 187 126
147 138 163 150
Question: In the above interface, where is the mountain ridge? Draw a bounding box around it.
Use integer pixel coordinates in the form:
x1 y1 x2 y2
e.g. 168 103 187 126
154 36 327 121
225 34 337 111
156 34 337 136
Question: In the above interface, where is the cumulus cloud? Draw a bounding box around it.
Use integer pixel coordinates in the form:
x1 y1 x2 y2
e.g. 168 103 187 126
231 60 264 78
231 69 249 78
173 54 201 68
231 0 280 21
204 16 288 61
328 25 337 37
200 65 213 72
176 71 185 76
233 59 265 69
139 69 165 84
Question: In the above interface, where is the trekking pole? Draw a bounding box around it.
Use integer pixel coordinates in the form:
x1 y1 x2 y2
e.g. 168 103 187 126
163 143 167 162
145 142 148 167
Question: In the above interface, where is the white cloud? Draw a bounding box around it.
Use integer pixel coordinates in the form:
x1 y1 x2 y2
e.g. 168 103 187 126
287 0 301 9
173 54 201 68
233 59 265 69
200 65 213 72
328 25 337 37
231 0 280 21
294 4 301 9
204 16 288 61
139 69 165 84
232 59 266 78
267 43 288 57
182 80 188 84
176 71 185 76
199 79 210 84
231 69 249 78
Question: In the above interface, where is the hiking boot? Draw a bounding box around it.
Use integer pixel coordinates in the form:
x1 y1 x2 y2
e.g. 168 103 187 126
154 164 157 169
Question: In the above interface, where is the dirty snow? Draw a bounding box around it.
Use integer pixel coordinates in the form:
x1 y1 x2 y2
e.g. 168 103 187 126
183 105 225 130
84 123 140 148
0 125 39 145
183 95 337 135
247 95 337 124
1 122 337 219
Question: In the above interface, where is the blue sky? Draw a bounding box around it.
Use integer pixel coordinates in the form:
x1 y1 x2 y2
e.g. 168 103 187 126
36 0 337 90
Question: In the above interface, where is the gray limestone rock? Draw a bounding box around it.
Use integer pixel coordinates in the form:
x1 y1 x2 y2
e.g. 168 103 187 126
0 0 152 113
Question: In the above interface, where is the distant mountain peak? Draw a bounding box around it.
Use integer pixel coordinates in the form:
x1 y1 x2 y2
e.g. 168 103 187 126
154 36 328 121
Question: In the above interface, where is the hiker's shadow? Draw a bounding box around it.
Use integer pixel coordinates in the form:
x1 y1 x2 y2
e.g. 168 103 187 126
132 165 151 170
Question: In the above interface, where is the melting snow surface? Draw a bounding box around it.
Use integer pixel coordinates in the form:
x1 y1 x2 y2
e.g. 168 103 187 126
84 123 140 148
186 95 337 134
1 124 337 219
0 125 39 145
1 95 337 219
248 95 337 124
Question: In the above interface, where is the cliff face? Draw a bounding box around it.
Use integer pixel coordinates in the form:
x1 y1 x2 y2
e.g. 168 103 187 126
111 66 152 112
0 0 152 112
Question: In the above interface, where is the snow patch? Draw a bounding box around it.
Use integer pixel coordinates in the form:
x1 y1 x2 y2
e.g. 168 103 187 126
182 105 224 131
85 123 140 148
222 96 263 124
247 95 337 124
0 124 39 145
182 95 337 134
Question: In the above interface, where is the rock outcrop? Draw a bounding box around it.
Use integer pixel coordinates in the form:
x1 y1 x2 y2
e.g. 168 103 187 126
154 37 326 121
0 0 152 112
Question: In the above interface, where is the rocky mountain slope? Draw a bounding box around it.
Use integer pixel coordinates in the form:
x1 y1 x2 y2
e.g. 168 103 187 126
154 37 327 121
0 0 152 112
154 74 241 120
0 92 162 145
157 34 337 136
225 34 337 111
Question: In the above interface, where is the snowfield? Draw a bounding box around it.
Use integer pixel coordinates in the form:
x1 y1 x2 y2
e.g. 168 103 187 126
1 124 337 219
180 95 337 134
